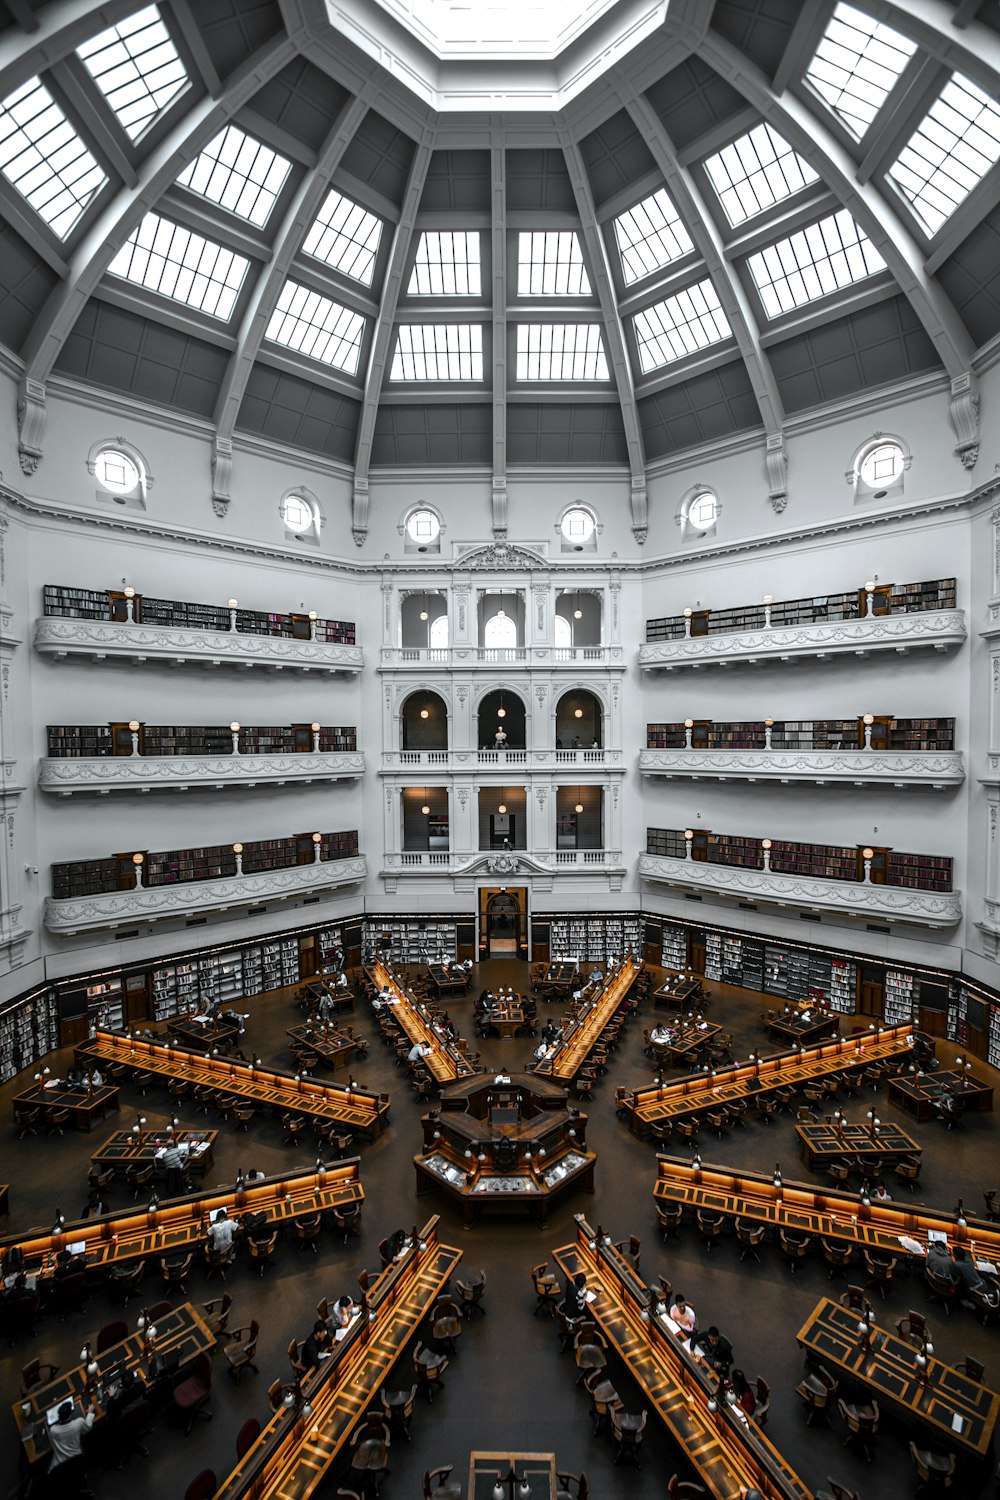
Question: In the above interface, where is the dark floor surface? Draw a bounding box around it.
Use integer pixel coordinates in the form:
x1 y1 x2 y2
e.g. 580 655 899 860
1 960 997 1499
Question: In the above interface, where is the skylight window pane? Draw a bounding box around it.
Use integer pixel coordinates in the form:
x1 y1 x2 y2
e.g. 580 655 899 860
265 279 365 375
613 189 693 286
78 5 189 143
0 78 106 239
391 324 483 381
516 231 591 296
107 211 249 320
302 189 383 287
703 123 819 226
515 324 608 381
408 231 481 296
631 279 731 374
805 2 916 140
888 72 1000 235
746 210 885 318
176 126 291 228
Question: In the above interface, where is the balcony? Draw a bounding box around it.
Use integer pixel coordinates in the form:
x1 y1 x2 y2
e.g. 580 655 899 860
379 645 625 671
638 610 966 672
637 853 962 929
638 748 964 789
381 848 626 891
38 751 366 796
34 618 363 674
44 855 367 936
381 748 624 773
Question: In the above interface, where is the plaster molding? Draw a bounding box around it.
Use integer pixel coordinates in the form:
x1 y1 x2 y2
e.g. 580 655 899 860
381 749 624 774
378 644 625 670
639 748 965 787
33 618 364 674
452 540 549 571
639 610 967 671
382 849 626 880
38 752 366 796
637 854 962 929
44 857 368 935
0 905 31 971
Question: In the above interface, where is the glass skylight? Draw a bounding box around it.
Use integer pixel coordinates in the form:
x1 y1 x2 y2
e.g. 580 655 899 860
176 126 291 228
391 324 483 380
805 2 916 141
516 231 591 297
265 280 366 375
703 123 819 227
613 189 693 286
746 210 886 319
302 189 383 287
631 280 731 374
78 5 189 143
0 78 106 239
887 72 1000 236
408 231 481 296
515 324 608 381
108 212 249 320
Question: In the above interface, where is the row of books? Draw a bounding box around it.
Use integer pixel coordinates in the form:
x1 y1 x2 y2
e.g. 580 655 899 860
645 576 957 642
51 831 360 898
45 724 358 757
361 918 458 964
550 916 642 962
0 989 59 1084
645 828 953 893
42 586 356 644
645 718 956 751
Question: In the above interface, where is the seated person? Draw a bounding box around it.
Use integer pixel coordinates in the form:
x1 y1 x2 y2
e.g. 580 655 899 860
407 1041 431 1065
693 1325 734 1374
303 1319 332 1367
952 1246 988 1300
650 1025 676 1046
727 1368 756 1417
563 1272 589 1321
331 1295 356 1329
541 1022 559 1046
384 1228 408 1262
208 1207 235 1254
81 1188 108 1219
926 1240 960 1284
871 1183 892 1203
668 1293 696 1335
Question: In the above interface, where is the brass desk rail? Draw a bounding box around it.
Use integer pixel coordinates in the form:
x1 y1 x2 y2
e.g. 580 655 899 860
213 1214 461 1499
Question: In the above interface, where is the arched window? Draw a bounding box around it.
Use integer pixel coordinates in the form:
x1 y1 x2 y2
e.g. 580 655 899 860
401 505 444 553
849 435 909 504
484 613 517 648
677 485 720 541
429 613 449 648
279 487 322 543
87 438 152 510
554 614 572 648
558 504 599 553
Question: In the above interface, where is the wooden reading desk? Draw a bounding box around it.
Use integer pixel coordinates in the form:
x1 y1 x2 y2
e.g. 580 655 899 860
469 1454 557 1500
652 974 704 1009
428 963 469 996
553 1214 812 1500
75 1030 390 1137
367 963 477 1085
649 1018 721 1068
481 999 531 1038
91 1127 217 1177
889 1067 994 1121
796 1120 920 1171
287 1023 362 1071
797 1296 999 1462
622 1024 914 1134
652 1155 1000 1263
0 1162 364 1280
534 961 639 1084
166 1012 241 1053
13 1299 215 1467
212 1214 461 1499
12 1078 119 1132
767 1010 839 1046
301 979 354 1014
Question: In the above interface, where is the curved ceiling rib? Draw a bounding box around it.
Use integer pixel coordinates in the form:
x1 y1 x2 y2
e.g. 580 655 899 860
351 131 434 546
880 1 1000 97
15 32 296 473
491 139 507 539
0 0 140 93
211 91 373 458
558 131 648 542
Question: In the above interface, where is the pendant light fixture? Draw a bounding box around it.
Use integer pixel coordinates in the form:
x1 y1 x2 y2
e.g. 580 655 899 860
574 786 584 814
421 786 430 816
496 591 506 620
419 591 429 622
498 787 507 815
496 691 506 720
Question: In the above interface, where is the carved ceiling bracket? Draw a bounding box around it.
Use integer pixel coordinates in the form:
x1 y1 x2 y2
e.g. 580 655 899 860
950 371 980 470
17 378 45 476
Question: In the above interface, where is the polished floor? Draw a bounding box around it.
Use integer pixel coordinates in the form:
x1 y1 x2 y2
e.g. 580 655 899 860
1 960 998 1499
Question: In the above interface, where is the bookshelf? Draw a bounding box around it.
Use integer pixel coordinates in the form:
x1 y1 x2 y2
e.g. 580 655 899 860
0 988 59 1084
988 1004 1000 1071
829 959 857 1014
704 932 722 981
645 577 957 643
549 915 642 962
661 924 687 971
645 828 953 893
645 718 955 752
948 984 969 1047
46 724 358 757
362 918 458 965
884 969 917 1026
43 586 356 645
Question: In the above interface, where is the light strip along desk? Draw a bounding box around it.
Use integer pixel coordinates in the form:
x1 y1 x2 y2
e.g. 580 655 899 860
623 1024 914 1134
533 960 640 1084
367 963 478 1085
0 1163 364 1279
553 1214 812 1500
76 1030 390 1137
797 1297 999 1462
213 1214 461 1499
652 1155 1000 1262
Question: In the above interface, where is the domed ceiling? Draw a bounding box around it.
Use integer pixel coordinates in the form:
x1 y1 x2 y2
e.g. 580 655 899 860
0 0 998 538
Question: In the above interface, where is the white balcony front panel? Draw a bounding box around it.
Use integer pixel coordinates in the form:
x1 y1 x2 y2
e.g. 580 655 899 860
638 611 966 672
38 752 366 796
638 748 964 788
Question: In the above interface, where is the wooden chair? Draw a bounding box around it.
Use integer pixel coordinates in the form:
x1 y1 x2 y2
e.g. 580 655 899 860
531 1262 560 1316
983 1189 999 1221
412 1341 448 1401
815 1483 859 1500
331 1203 363 1242
431 1295 463 1353
267 1379 283 1414
380 1384 417 1442
863 1251 897 1300
20 1358 59 1395
826 1162 850 1187
614 1236 640 1271
455 1268 486 1318
282 1114 306 1145
583 1368 622 1434
204 1242 233 1282
422 1467 462 1500
779 1228 811 1273
909 1441 956 1493
894 1155 922 1192
126 1163 155 1199
895 1310 929 1346
88 1165 114 1191
202 1293 232 1340
837 1398 879 1461
160 1251 192 1295
969 1282 1000 1324
955 1354 985 1383
236 1417 261 1459
666 1478 706 1498
295 1215 322 1255
925 1265 959 1313
110 1260 145 1308
795 1365 838 1425
347 1413 391 1497
611 1407 647 1467
288 1338 307 1380
821 1239 853 1279
735 1218 765 1263
696 1210 724 1252
573 1325 607 1385
655 1201 682 1240
839 1285 872 1317
248 1230 278 1278
224 1320 260 1383
555 1476 589 1500
172 1351 213 1434
753 1375 771 1427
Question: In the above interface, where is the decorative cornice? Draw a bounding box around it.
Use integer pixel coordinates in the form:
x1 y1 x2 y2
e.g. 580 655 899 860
44 857 368 935
451 540 549 571
638 610 967 671
637 854 962 929
38 752 366 796
638 748 965 787
33 618 364 674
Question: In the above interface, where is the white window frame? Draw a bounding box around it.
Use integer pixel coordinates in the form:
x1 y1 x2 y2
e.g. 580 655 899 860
279 486 323 544
399 505 445 553
86 437 153 511
677 485 720 542
557 504 601 553
846 433 910 505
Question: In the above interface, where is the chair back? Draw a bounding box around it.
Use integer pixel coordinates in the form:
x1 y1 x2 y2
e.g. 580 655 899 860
236 1417 261 1458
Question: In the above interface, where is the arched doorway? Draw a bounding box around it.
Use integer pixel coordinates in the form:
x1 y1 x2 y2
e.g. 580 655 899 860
479 886 528 957
401 690 448 750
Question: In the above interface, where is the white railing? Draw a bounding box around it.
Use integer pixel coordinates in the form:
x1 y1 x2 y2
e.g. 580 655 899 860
637 747 964 788
477 749 528 765
383 848 624 875
34 618 363 674
638 610 967 672
379 645 625 669
380 749 624 772
38 751 366 796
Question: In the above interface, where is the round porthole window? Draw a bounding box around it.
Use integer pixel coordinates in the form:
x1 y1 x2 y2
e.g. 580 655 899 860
859 442 905 498
94 447 141 496
687 490 718 531
405 509 441 548
280 493 315 533
560 507 596 548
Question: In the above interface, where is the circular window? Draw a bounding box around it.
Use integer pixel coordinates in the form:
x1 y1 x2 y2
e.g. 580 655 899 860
280 493 315 533
560 507 596 545
95 448 140 495
859 442 904 493
405 509 441 544
687 490 718 531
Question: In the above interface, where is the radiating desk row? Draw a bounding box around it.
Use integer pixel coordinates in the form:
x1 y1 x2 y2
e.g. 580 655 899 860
888 1067 994 1120
213 1214 461 1499
76 1030 390 1136
366 963 477 1085
534 960 640 1084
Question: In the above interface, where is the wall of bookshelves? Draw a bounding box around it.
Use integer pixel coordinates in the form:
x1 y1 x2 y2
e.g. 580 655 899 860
646 718 956 751
42 586 356 644
549 915 642 962
361 917 459 965
884 969 917 1025
45 724 358 757
989 1005 1000 1071
645 828 953 893
0 988 59 1083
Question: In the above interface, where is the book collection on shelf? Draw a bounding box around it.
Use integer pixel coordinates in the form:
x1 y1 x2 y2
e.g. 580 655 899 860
0 989 59 1083
948 986 969 1047
52 831 360 898
988 1006 1000 1071
884 969 917 1026
44 724 360 758
645 829 953 893
549 916 642 962
646 718 955 752
42 585 356 645
361 919 458 965
148 927 341 1020
660 926 687 970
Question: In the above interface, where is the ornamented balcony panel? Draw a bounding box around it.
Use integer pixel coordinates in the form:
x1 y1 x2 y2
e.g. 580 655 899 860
379 645 625 671
34 618 363 674
638 611 966 672
638 748 964 788
38 752 366 796
638 853 961 928
381 749 623 773
381 850 626 890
